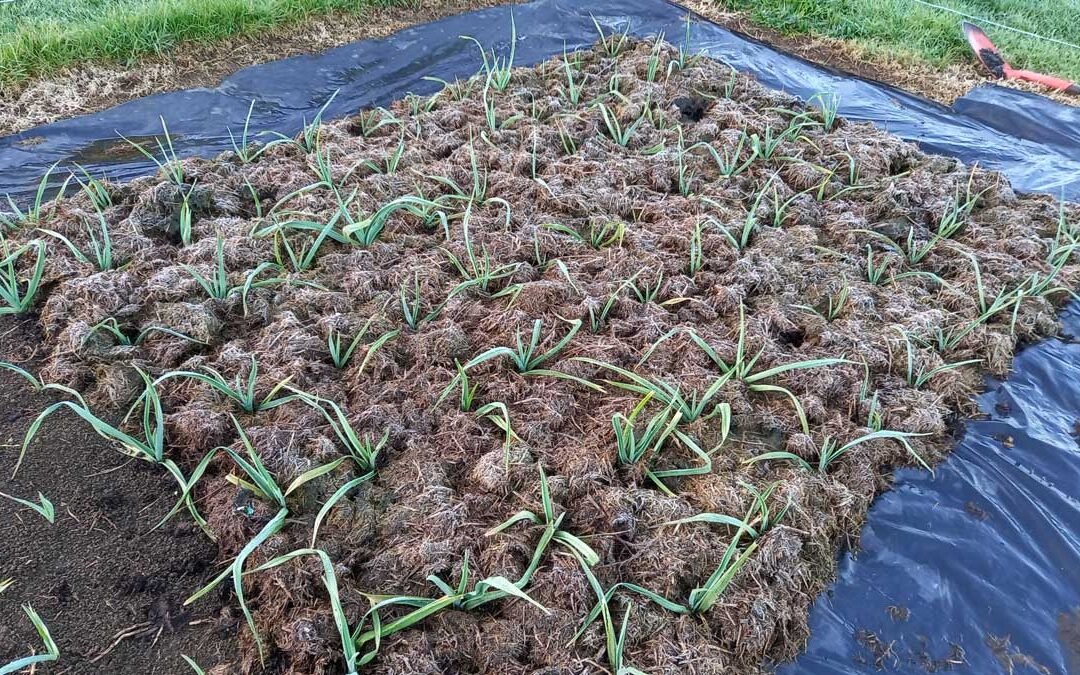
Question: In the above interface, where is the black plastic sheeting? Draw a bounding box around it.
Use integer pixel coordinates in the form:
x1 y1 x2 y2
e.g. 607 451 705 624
4 0 1080 201
783 307 1080 674
3 1 1080 672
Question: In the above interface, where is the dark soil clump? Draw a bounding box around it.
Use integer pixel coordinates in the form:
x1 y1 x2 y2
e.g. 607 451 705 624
2 37 1079 674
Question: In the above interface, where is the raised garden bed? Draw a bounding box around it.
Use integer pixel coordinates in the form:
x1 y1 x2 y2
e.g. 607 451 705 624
2 30 1078 674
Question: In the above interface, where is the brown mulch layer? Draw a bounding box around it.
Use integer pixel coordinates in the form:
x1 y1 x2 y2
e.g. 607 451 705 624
2 39 1078 674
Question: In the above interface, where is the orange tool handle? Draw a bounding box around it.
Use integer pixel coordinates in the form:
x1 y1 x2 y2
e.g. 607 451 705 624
1004 67 1080 94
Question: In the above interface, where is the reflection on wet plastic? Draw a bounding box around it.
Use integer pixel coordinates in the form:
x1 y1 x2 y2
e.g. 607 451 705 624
67 136 169 165
2 0 1080 672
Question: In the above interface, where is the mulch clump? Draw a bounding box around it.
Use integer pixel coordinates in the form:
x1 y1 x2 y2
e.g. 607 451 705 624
2 37 1078 674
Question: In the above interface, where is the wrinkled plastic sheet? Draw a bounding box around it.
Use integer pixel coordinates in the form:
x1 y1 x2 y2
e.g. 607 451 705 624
4 1 1080 672
782 306 1080 675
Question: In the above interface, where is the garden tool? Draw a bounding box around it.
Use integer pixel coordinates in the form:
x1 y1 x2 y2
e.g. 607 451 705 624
963 21 1080 95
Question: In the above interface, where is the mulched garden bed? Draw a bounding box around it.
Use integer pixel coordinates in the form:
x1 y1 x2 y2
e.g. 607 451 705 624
2 31 1078 674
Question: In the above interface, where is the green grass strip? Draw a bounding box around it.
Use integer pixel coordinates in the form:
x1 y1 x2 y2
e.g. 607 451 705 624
0 0 412 85
717 0 1080 84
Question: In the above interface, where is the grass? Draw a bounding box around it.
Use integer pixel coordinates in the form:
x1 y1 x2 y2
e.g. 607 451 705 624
3 0 1077 105
0 0 416 86
717 0 1080 83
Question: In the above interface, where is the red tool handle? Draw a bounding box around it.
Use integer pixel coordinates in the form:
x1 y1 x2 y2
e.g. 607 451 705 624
1004 67 1080 94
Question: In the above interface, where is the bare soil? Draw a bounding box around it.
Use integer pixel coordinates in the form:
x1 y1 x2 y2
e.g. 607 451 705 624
2 38 1078 674
0 319 235 673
